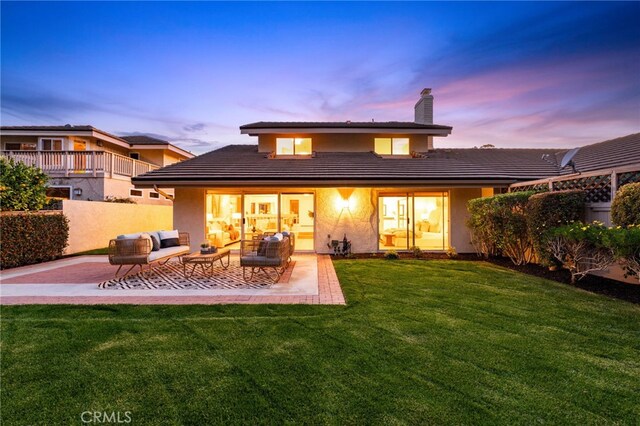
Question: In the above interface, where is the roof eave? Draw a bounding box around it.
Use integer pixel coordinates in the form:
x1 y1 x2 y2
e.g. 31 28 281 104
240 127 452 136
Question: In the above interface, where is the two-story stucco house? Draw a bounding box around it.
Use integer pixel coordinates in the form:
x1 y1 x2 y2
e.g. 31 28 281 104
0 126 193 205
131 89 640 253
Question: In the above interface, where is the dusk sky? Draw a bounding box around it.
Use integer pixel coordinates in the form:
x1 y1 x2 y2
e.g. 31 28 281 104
2 1 639 154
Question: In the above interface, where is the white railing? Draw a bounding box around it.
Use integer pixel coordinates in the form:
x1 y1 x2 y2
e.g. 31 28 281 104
0 150 159 178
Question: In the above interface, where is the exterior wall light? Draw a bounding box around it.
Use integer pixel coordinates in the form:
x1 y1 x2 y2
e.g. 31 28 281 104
73 188 83 197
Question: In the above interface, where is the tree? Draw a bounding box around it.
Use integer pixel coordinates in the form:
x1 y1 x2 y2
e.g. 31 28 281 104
0 157 49 211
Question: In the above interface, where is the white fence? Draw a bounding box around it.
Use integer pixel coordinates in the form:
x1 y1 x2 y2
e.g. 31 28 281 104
0 150 159 178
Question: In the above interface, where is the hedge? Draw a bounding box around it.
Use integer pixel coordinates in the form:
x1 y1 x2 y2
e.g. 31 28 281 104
611 182 640 226
526 190 585 266
0 212 69 269
467 191 534 264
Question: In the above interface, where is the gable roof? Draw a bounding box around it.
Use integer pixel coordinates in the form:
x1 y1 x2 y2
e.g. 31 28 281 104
240 121 452 136
132 133 640 188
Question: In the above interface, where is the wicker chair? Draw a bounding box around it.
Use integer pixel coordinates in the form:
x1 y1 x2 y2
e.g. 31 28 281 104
261 232 295 264
108 232 190 278
240 236 290 282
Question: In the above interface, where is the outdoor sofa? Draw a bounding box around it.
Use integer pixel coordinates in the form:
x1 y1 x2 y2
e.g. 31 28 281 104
108 230 190 278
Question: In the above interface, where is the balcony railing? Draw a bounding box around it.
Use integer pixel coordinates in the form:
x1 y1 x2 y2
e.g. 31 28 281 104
0 150 160 178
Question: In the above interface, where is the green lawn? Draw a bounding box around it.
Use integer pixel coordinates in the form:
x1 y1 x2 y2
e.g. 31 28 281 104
1 260 639 425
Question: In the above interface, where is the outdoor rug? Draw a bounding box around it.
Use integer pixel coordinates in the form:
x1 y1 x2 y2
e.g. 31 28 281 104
99 260 295 290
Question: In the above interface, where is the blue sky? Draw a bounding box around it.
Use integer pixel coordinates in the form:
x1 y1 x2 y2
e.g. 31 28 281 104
2 1 639 153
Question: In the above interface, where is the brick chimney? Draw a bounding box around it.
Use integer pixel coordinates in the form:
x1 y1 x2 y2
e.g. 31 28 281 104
414 88 433 124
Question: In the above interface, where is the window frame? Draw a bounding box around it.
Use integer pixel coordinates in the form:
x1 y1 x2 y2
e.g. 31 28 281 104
276 137 312 156
4 142 37 151
39 137 65 151
374 137 411 156
129 188 144 198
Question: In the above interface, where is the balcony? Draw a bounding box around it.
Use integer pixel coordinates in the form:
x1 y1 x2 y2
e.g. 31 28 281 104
0 150 160 178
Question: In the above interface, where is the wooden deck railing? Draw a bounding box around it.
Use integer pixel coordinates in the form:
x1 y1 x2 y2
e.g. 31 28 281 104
0 150 159 178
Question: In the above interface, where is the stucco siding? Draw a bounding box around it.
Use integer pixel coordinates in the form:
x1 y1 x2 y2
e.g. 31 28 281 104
449 188 482 253
174 187 206 252
315 188 378 253
62 200 172 254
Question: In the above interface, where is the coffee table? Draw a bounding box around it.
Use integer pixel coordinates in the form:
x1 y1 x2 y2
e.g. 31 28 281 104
181 247 231 278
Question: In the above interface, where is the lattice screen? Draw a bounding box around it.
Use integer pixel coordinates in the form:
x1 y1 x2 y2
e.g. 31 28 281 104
618 171 640 188
552 175 611 202
510 183 549 193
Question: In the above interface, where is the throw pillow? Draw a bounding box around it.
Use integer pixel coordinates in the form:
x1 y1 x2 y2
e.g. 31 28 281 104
159 229 180 248
257 241 268 256
150 235 160 251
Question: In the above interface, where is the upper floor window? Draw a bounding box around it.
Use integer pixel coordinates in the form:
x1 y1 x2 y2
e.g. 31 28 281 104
41 138 64 151
374 138 410 156
4 142 37 151
276 138 312 156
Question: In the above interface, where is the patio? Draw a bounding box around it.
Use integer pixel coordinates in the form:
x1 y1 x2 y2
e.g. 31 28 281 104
0 254 345 305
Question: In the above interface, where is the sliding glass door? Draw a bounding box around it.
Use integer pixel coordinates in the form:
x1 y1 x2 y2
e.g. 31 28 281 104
280 193 314 251
201 192 313 251
378 192 448 251
205 193 242 248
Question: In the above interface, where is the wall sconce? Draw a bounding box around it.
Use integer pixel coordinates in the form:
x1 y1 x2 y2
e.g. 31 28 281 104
73 188 83 197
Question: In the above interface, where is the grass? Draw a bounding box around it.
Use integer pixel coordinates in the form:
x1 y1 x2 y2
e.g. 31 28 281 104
1 259 639 425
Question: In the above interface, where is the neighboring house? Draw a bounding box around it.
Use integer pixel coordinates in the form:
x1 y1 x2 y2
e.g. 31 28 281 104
0 126 193 205
132 89 640 253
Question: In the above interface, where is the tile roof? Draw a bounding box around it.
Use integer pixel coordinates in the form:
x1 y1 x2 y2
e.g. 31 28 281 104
132 133 640 187
559 133 640 174
121 135 170 145
240 121 452 131
132 145 561 186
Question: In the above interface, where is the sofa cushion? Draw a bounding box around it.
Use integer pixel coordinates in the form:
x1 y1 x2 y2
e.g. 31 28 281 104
148 245 189 262
117 232 143 240
150 235 160 251
159 230 180 248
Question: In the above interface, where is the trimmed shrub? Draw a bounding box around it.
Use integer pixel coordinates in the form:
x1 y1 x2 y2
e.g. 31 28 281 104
409 246 423 258
467 191 534 264
0 157 48 211
467 197 499 258
384 250 399 260
491 192 535 265
548 221 615 283
611 183 640 226
104 196 137 204
526 190 585 266
0 212 69 269
606 224 640 283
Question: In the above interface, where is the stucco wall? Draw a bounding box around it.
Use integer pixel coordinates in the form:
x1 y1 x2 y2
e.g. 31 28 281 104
257 133 433 153
315 188 378 253
449 188 482 253
174 187 206 252
62 200 173 254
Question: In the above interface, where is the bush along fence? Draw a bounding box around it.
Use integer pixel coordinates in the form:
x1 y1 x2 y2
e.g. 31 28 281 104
0 211 69 269
467 183 640 283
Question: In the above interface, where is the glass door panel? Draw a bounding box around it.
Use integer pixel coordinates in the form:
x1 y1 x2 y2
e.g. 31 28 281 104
205 193 242 248
413 193 449 250
281 193 314 251
378 195 411 250
244 194 278 239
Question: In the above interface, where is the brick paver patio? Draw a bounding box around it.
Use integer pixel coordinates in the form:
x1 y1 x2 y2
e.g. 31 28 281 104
0 254 345 305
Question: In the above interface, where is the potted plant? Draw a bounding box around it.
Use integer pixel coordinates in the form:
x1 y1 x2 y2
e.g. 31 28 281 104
200 242 211 254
